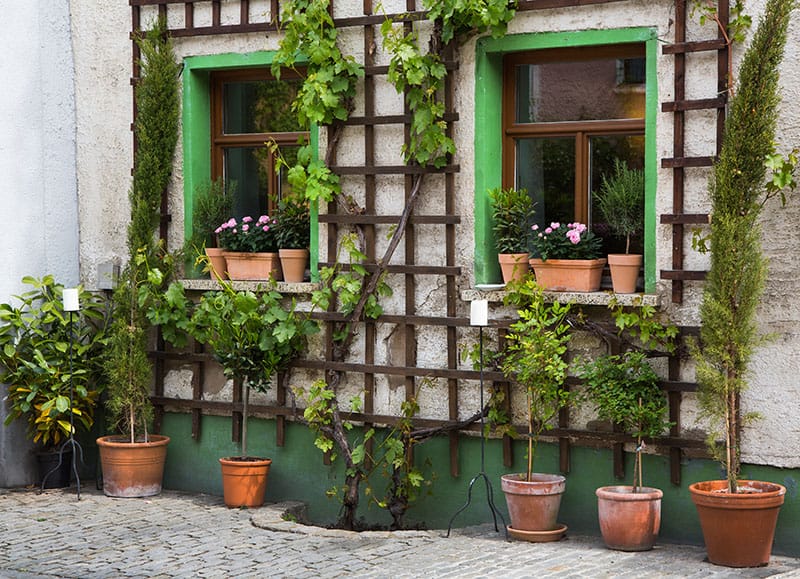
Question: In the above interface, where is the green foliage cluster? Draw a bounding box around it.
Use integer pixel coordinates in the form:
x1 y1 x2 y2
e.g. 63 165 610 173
0 277 109 448
275 193 311 250
423 0 516 44
692 0 796 492
502 279 574 478
488 187 535 254
104 17 180 443
595 160 644 254
608 299 678 354
188 178 234 250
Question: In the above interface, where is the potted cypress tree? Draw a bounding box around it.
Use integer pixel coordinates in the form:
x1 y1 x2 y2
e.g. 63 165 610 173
577 351 670 551
97 18 179 498
488 187 535 284
689 0 796 567
595 160 645 293
499 278 574 541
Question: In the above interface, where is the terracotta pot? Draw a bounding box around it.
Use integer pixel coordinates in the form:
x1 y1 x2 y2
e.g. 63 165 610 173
278 248 309 283
498 253 529 284
501 473 566 532
689 480 786 568
529 258 606 292
204 247 227 281
96 435 170 498
607 254 642 293
219 456 272 508
596 485 662 551
223 251 282 281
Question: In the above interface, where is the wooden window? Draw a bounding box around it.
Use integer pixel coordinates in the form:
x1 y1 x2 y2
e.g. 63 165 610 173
502 44 646 255
210 69 308 217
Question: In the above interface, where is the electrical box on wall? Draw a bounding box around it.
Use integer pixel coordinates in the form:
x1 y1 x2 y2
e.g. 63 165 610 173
97 261 120 290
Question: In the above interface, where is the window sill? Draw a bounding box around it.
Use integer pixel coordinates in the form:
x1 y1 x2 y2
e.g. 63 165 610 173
462 286 660 307
180 278 320 294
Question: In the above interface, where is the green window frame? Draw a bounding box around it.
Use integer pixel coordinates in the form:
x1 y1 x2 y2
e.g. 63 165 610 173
474 28 658 292
182 51 319 280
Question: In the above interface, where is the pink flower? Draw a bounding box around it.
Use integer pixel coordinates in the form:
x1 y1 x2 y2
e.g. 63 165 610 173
258 215 270 225
567 230 582 244
242 216 253 223
262 225 270 232
545 227 553 234
532 224 539 231
550 222 560 230
226 218 237 228
242 224 249 231
214 226 222 234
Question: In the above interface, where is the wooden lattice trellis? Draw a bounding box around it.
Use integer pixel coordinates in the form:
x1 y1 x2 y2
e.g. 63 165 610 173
131 0 729 486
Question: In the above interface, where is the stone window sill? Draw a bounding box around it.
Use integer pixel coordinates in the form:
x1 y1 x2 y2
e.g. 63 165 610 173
180 279 320 294
462 286 660 307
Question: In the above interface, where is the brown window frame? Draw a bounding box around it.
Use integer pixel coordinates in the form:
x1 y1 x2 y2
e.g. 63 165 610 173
210 68 308 213
501 44 646 225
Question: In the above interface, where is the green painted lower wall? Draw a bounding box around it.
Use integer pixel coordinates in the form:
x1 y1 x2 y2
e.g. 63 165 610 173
159 412 800 556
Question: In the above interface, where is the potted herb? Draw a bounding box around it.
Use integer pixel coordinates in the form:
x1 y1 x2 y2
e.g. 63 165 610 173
0 276 109 487
499 278 574 540
97 18 179 498
215 214 281 281
187 178 235 281
488 187 536 283
689 0 795 567
595 160 645 293
577 351 670 551
529 222 605 291
275 192 311 283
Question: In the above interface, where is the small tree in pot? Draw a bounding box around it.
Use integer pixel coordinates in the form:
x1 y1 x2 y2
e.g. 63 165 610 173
187 178 235 281
275 192 311 283
595 160 645 293
499 278 574 538
488 187 535 283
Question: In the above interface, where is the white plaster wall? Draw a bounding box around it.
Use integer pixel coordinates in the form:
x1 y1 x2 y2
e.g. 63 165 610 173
70 0 800 467
0 0 80 486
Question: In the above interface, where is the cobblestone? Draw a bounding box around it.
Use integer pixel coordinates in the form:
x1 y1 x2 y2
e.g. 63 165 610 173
1 487 799 578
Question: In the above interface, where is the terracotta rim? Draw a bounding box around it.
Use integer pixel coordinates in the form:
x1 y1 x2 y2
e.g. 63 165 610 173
96 434 170 448
596 485 663 502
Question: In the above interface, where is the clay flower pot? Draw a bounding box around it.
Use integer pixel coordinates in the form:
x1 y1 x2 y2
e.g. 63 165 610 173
223 252 282 281
596 485 662 551
529 258 606 292
500 473 566 532
204 247 228 281
689 480 786 568
278 248 309 283
97 435 170 498
498 253 529 284
219 456 272 508
607 254 642 293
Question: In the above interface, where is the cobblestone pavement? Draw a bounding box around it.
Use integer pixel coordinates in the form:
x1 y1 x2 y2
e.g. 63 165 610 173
2 487 800 578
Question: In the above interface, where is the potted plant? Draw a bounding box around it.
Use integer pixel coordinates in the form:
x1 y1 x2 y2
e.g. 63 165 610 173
215 214 282 281
595 160 645 293
488 187 536 283
499 278 574 540
529 222 605 291
275 192 311 283
0 276 109 488
689 0 795 567
577 351 670 551
96 18 178 498
187 178 234 281
185 279 318 507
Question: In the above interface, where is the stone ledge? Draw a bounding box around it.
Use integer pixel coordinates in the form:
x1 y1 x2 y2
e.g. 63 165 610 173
180 278 319 294
462 287 661 307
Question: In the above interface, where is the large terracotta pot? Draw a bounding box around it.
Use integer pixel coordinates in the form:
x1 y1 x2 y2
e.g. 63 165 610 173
204 247 227 281
96 435 170 498
501 473 566 532
498 253 529 284
223 251 282 281
529 258 606 292
278 248 309 283
689 480 786 568
596 485 662 551
607 254 642 294
219 456 272 508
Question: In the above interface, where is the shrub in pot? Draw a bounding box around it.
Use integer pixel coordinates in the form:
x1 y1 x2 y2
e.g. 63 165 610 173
0 276 109 487
187 178 235 281
689 0 797 567
499 279 574 539
577 351 671 551
595 159 645 293
488 187 535 284
275 192 311 283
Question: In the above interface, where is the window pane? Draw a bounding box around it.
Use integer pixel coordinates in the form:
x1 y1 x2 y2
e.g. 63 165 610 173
515 59 645 123
516 137 575 235
225 147 270 218
589 134 645 254
223 78 305 134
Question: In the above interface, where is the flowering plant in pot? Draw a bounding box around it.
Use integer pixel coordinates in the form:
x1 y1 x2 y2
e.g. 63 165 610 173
216 215 281 281
577 350 671 551
499 278 575 540
595 160 645 293
187 178 234 281
488 187 535 283
275 193 311 283
0 276 109 487
529 222 605 291
689 0 797 567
